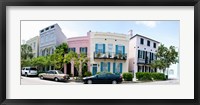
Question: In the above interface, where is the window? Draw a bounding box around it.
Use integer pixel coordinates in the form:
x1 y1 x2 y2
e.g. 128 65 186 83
80 47 87 54
45 27 49 31
118 45 123 54
69 48 76 52
138 50 143 58
103 62 108 72
147 40 150 46
140 38 144 44
101 62 110 72
114 62 122 73
95 44 105 53
153 43 156 48
108 44 113 53
51 25 55 28
116 63 120 73
40 30 44 33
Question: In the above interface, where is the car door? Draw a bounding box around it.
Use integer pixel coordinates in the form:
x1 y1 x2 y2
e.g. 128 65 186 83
44 71 51 79
97 74 107 84
106 74 114 84
47 71 54 79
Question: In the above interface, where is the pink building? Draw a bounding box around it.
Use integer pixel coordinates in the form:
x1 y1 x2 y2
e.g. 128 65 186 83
65 35 90 76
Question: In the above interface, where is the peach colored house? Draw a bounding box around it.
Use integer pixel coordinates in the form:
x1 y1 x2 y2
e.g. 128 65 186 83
65 35 90 76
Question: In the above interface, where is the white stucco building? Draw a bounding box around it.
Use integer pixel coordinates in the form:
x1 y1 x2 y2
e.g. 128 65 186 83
129 34 160 75
26 36 39 57
39 23 67 56
88 31 129 75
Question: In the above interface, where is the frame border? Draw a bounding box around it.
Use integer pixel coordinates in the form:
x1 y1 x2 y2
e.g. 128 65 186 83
0 0 199 105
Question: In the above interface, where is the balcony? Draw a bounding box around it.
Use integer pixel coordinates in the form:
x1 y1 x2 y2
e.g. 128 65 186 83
94 52 127 60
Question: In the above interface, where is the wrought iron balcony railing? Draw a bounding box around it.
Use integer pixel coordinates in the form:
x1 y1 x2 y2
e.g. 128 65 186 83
94 52 127 60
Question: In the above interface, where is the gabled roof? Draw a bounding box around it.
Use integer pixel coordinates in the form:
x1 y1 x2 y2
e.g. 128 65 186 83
130 34 160 43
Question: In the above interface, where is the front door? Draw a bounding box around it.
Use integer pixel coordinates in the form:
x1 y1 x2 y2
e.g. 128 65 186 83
92 64 97 75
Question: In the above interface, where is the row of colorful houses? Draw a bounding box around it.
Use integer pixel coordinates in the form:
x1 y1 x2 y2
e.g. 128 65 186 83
25 23 161 76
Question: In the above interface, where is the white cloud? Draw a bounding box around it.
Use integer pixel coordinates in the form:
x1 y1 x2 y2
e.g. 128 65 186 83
135 21 158 28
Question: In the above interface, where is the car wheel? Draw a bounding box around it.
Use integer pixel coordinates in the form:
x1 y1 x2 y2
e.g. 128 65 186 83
25 73 28 77
87 80 92 84
112 80 117 84
54 77 59 82
40 76 44 79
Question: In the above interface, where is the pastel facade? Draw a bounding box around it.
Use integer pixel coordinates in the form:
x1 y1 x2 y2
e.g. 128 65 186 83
39 24 67 56
26 36 39 57
129 34 160 75
66 36 90 76
88 32 129 75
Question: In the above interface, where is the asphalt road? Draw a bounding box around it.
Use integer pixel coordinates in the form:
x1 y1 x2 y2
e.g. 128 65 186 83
21 76 179 85
21 76 83 85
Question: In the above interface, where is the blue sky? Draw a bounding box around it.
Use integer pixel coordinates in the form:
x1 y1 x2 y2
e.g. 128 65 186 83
21 20 179 48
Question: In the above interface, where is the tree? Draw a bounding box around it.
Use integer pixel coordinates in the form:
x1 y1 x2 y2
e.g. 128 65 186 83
31 56 47 71
150 44 179 75
21 44 33 60
64 51 78 76
76 53 89 77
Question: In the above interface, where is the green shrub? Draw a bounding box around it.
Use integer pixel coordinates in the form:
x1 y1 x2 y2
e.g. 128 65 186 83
122 72 133 81
136 72 166 81
136 72 152 81
151 72 166 80
84 71 92 77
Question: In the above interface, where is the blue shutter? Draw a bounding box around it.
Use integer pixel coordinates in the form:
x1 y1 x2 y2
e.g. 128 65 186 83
108 62 110 72
103 44 105 54
116 45 118 54
95 44 98 53
101 62 103 72
120 63 123 73
123 46 125 54
113 63 116 73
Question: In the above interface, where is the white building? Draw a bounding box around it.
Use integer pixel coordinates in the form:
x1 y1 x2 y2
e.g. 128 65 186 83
88 31 129 75
39 23 67 56
26 36 39 57
129 34 160 75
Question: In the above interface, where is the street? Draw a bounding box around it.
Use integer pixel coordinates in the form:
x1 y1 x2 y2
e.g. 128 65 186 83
21 76 179 85
20 76 83 85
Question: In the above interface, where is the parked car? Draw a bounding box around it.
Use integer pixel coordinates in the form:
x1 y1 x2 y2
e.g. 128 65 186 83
38 70 70 82
83 72 123 84
21 67 38 77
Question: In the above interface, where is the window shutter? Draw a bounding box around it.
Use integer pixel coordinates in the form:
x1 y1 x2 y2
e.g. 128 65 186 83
85 47 87 55
138 50 140 58
116 45 118 54
113 63 116 73
103 44 105 54
143 51 145 59
108 62 110 72
101 62 103 72
123 46 125 54
120 63 123 73
95 44 98 53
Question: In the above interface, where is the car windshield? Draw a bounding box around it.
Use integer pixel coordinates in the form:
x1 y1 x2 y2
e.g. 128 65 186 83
30 68 37 70
56 70 63 74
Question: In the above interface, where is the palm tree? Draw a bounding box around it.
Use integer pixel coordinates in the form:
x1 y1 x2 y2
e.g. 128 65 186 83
76 53 89 77
21 44 33 60
64 51 78 77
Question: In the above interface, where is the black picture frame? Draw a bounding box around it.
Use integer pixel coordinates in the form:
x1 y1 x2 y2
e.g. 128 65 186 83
0 0 199 105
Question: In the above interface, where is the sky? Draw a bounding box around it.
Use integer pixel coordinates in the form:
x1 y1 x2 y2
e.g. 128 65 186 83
21 20 179 48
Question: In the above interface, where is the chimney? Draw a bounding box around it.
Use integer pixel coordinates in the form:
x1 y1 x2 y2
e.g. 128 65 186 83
87 30 91 36
128 30 133 36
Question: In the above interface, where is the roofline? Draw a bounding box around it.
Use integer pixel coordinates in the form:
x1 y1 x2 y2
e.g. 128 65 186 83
130 34 160 43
